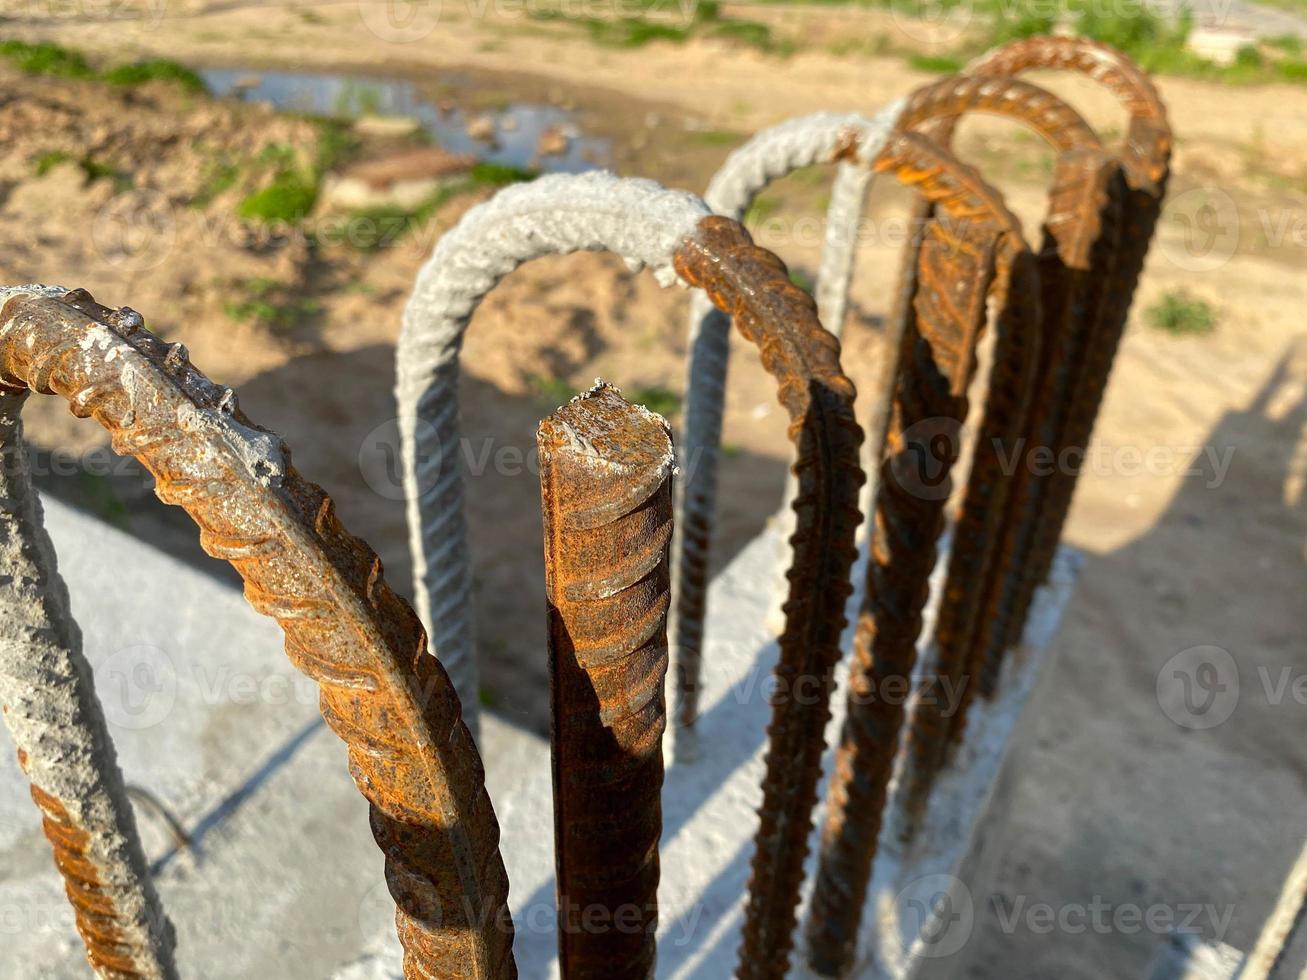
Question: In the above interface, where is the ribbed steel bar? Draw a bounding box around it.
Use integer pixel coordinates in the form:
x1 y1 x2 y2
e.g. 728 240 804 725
675 105 901 736
962 38 1173 685
0 286 514 980
803 132 1035 979
672 216 865 980
538 383 673 980
879 75 1102 840
949 148 1123 731
0 385 177 979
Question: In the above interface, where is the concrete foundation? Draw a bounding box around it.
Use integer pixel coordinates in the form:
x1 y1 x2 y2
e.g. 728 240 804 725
0 499 1078 978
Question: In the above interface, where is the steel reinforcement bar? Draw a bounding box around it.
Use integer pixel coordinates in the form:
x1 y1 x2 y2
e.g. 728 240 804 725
0 286 514 980
395 172 865 978
803 132 1040 979
0 384 177 978
538 382 674 979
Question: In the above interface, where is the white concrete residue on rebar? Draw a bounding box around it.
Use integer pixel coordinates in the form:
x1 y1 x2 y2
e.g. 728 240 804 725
0 381 178 977
674 101 905 734
396 172 710 732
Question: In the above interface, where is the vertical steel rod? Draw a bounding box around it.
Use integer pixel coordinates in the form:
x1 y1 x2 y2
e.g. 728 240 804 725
538 383 673 980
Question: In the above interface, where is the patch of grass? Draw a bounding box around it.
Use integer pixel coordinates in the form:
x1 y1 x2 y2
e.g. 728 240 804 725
0 40 94 79
102 58 207 94
690 129 741 145
341 162 536 251
788 268 814 293
32 150 73 176
627 385 681 418
32 149 130 190
529 374 576 406
315 120 360 175
743 193 780 226
236 174 318 224
1145 290 1217 336
223 277 322 330
909 53 963 73
190 157 241 208
531 0 782 53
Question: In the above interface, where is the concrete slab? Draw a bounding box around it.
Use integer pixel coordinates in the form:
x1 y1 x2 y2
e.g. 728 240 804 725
0 497 1078 978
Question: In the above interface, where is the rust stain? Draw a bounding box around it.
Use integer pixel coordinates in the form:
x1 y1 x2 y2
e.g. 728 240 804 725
0 288 515 980
673 216 865 980
538 383 673 979
805 132 1038 979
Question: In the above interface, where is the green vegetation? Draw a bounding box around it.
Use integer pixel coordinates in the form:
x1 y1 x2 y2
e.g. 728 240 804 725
223 277 323 331
1145 290 1218 336
908 53 963 73
0 40 93 79
628 385 682 417
690 129 742 145
237 173 318 224
0 41 209 92
788 267 815 292
530 0 784 54
102 58 206 94
32 150 130 190
529 374 577 406
342 161 536 251
190 157 242 208
743 193 780 226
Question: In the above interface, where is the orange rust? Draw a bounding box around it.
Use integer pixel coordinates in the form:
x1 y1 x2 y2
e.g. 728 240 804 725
673 215 865 980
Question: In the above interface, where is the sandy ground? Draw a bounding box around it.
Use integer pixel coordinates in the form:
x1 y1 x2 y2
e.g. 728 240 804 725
0 4 1303 977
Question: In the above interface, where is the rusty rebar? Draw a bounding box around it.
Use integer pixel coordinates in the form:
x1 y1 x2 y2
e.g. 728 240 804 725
881 73 1108 838
671 216 865 980
953 149 1124 725
538 382 673 980
0 382 177 980
0 286 514 980
962 38 1173 685
803 132 1037 978
675 105 902 736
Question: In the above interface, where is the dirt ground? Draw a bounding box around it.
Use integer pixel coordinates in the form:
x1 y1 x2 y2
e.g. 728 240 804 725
0 3 1304 977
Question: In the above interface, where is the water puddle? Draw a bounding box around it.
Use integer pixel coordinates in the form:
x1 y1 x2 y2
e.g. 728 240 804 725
199 67 612 174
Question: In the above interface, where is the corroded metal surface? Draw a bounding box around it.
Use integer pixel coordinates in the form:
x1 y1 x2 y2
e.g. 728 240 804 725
673 216 865 980
881 70 1113 831
538 383 673 980
953 37 1173 693
0 386 177 979
675 105 901 736
0 287 514 980
397 172 710 737
952 150 1123 728
803 133 1036 979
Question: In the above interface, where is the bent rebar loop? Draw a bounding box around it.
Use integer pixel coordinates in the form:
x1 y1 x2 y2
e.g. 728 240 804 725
394 172 865 978
874 74 1106 829
951 36 1172 680
0 385 176 977
803 132 1039 980
674 103 904 733
0 287 515 980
